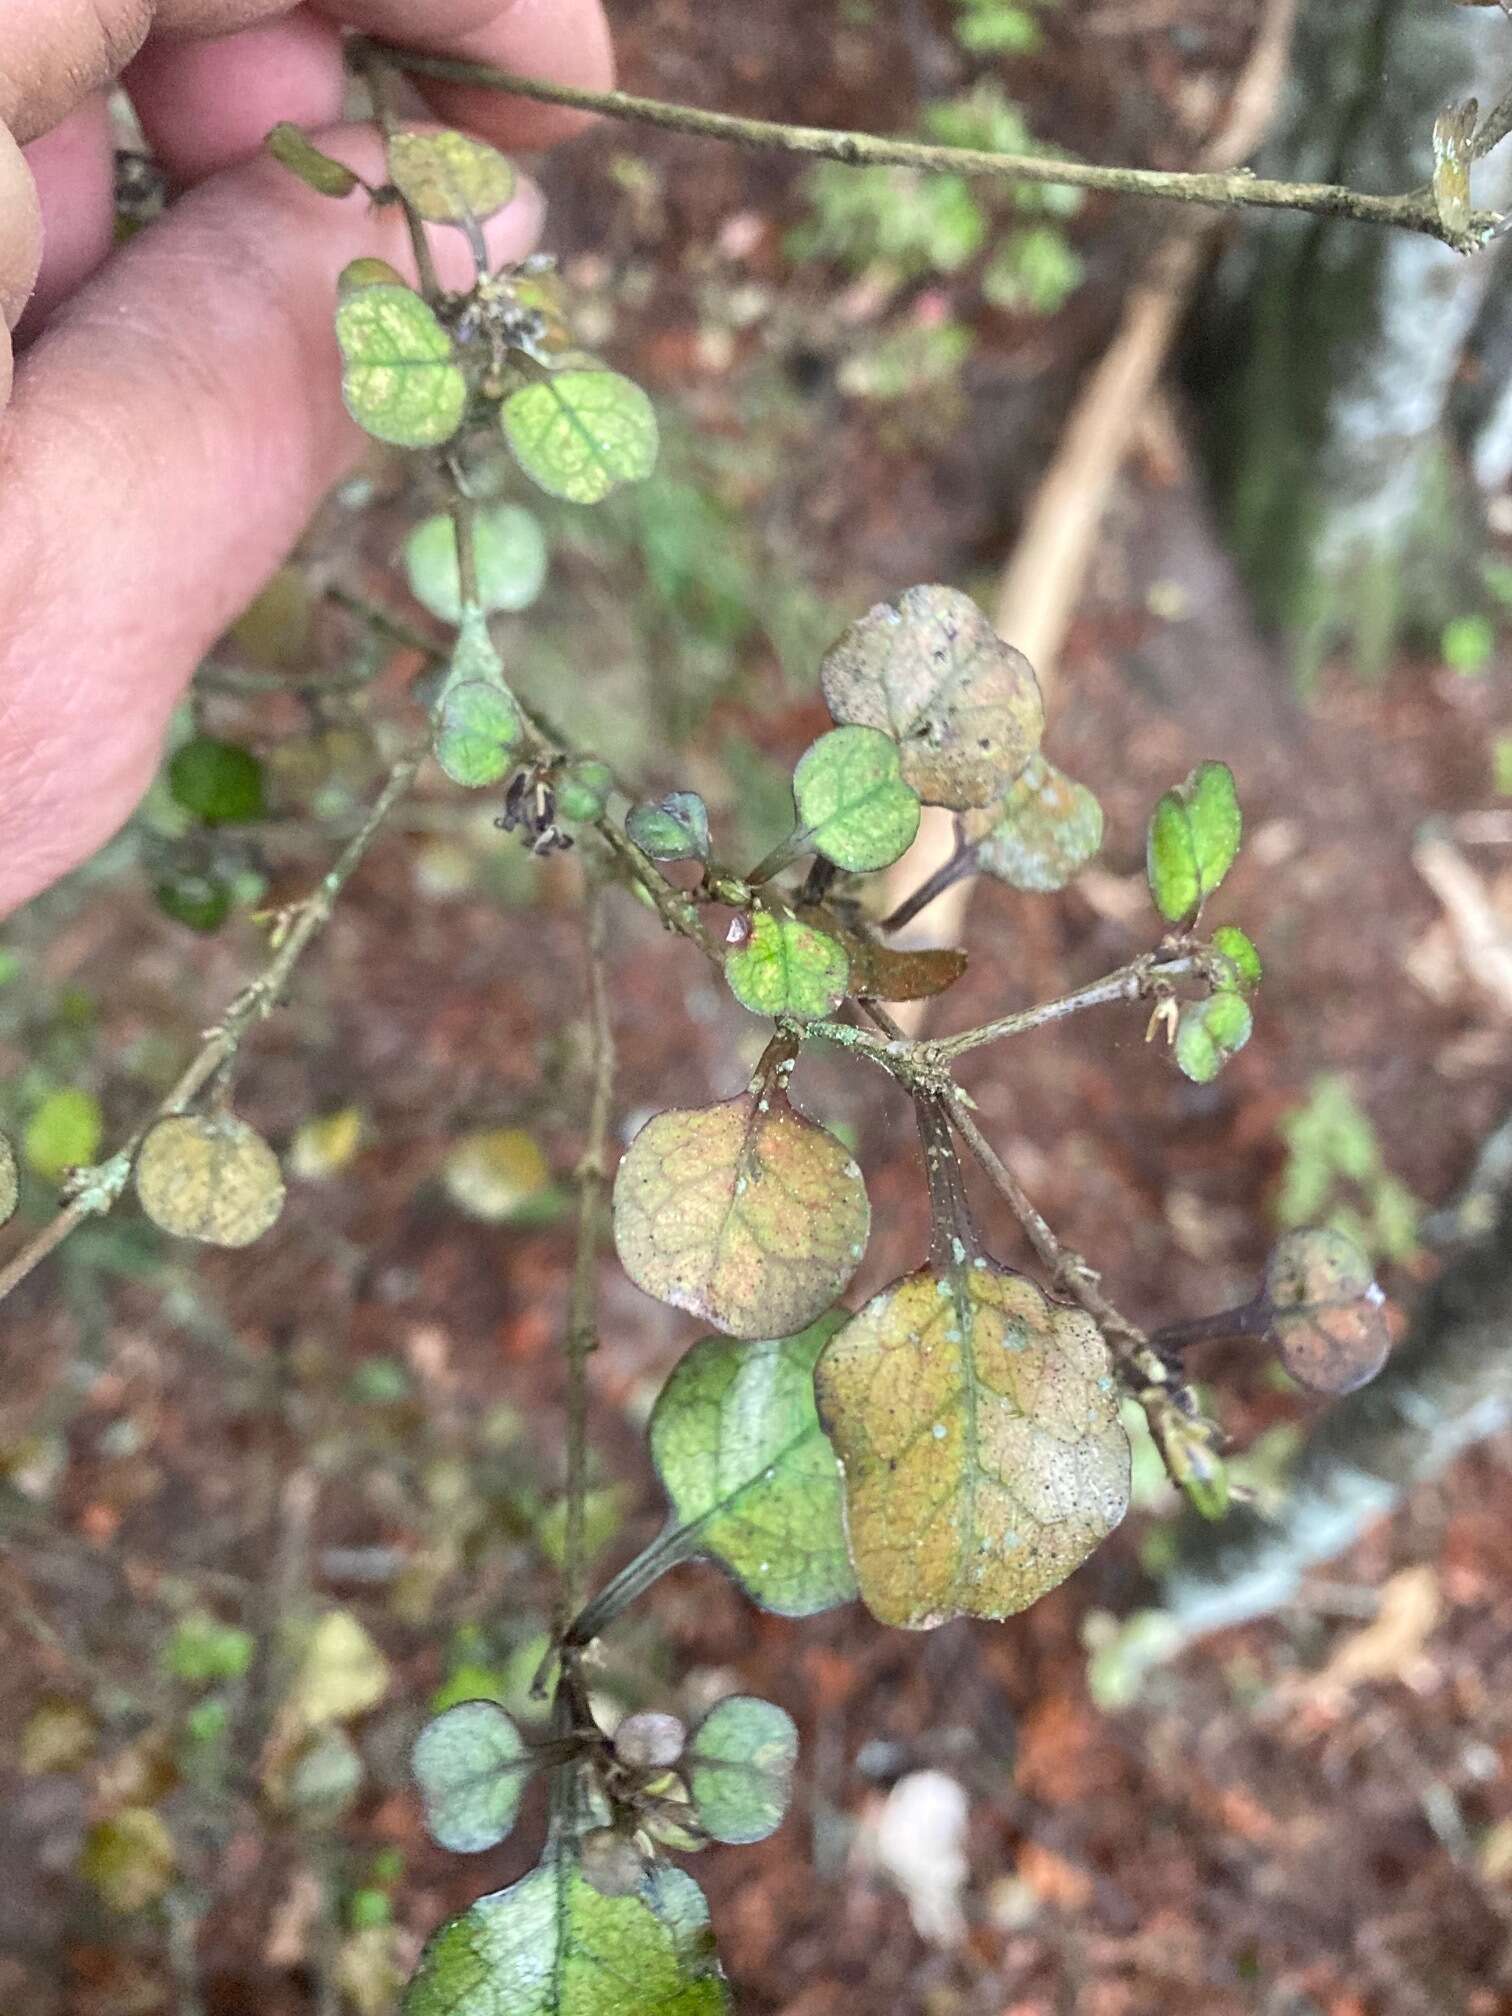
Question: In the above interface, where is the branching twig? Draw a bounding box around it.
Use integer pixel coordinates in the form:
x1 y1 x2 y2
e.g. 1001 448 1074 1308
359 39 1498 250
0 752 421 1308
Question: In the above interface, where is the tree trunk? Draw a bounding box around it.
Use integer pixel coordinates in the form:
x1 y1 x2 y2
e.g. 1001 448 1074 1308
1197 0 1512 680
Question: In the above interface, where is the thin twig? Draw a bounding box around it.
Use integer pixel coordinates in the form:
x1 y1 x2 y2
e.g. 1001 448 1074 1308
361 39 1496 249
559 876 615 1639
0 752 421 1307
354 44 444 302
932 953 1199 1060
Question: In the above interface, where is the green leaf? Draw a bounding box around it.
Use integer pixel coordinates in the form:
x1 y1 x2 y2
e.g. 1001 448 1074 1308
649 1314 857 1615
80 1809 176 1915
134 1113 285 1247
553 759 613 824
1146 792 1199 923
404 505 548 623
0 1130 16 1228
413 1701 531 1854
686 1696 797 1845
791 726 921 873
266 122 361 197
627 793 711 863
335 284 467 449
168 737 265 825
155 867 233 934
814 1260 1130 1628
725 912 849 1023
24 1087 103 1184
613 1090 870 1339
403 1855 728 2015
1186 762 1242 898
387 129 516 225
1210 924 1262 994
433 679 523 789
163 1612 254 1687
819 584 1044 810
338 256 408 296
968 753 1102 892
1263 1227 1389 1395
500 370 659 505
1172 992 1252 1085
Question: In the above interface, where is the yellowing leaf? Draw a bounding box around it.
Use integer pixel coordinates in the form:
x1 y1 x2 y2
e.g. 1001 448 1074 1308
814 1261 1129 1628
134 1113 285 1248
335 284 467 449
1432 100 1477 235
725 912 849 1023
80 1808 176 1915
442 1127 552 1223
500 370 659 504
387 129 516 225
819 585 1044 810
288 1610 390 1729
613 1088 869 1340
289 1107 364 1181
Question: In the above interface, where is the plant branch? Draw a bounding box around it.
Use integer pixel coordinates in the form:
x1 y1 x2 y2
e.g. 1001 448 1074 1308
0 751 421 1309
361 40 1497 249
354 42 444 302
932 952 1200 1060
558 876 615 1641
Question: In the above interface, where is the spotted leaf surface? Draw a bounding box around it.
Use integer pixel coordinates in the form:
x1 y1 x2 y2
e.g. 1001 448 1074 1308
725 913 849 1024
403 1855 727 2016
335 284 466 449
387 129 516 224
686 1696 797 1845
967 754 1102 892
134 1115 284 1248
649 1314 856 1614
1264 1227 1390 1394
614 1093 869 1340
500 370 658 505
819 585 1044 809
815 1261 1129 1629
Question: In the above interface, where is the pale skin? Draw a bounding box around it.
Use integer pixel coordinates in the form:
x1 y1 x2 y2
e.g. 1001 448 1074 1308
0 0 613 918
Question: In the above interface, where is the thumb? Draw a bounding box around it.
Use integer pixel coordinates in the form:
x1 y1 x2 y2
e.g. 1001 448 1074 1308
0 127 542 916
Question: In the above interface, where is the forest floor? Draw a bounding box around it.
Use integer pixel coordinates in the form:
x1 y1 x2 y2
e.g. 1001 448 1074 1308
3 2 1512 2012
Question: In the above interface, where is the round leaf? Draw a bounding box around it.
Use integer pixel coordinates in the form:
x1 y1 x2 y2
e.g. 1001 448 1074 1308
626 793 711 863
613 1090 870 1340
649 1314 857 1615
1263 1227 1390 1394
554 758 613 824
968 754 1103 892
442 1128 552 1222
1211 924 1262 994
404 505 547 622
168 737 265 825
266 122 360 197
433 679 522 789
819 584 1045 809
134 1113 285 1248
1173 993 1253 1085
500 370 659 505
613 1712 685 1770
413 1701 531 1854
686 1696 797 1845
0 1130 16 1227
792 725 921 873
387 128 516 224
403 1854 729 2016
24 1088 102 1184
814 1260 1130 1628
335 284 466 449
725 912 849 1023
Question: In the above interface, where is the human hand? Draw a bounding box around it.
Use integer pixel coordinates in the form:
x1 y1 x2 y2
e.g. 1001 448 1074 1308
0 1 612 916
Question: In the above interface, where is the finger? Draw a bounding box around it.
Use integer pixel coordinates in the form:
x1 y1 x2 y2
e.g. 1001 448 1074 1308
319 0 615 149
14 97 116 344
126 9 347 186
0 3 298 144
0 127 543 916
0 120 42 403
